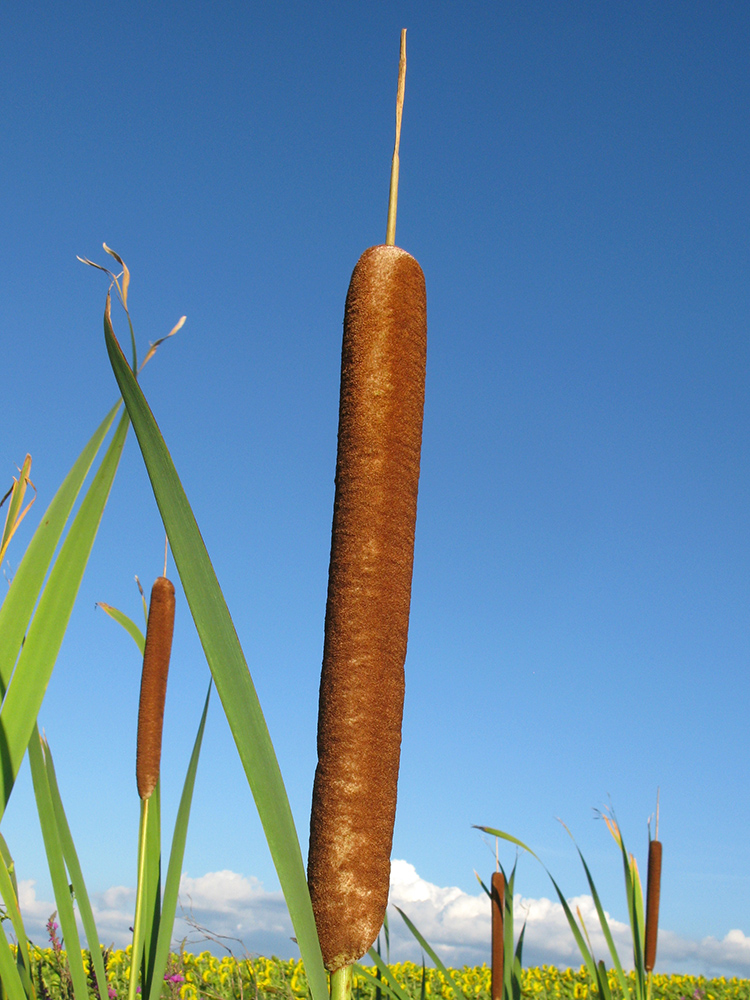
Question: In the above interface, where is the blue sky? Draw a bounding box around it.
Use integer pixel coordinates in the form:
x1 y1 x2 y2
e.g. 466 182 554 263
2 0 750 979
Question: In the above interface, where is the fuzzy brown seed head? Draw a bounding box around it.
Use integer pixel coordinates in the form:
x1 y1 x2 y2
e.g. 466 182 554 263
136 576 176 800
308 245 427 971
491 872 505 1000
644 839 662 972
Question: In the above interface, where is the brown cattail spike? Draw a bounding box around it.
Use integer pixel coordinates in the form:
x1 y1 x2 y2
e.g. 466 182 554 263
307 244 427 972
491 871 505 1000
644 838 662 972
136 576 176 800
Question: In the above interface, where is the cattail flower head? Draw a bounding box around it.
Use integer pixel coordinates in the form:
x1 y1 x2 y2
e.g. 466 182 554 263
491 871 505 1000
644 838 662 972
307 244 427 972
136 576 175 800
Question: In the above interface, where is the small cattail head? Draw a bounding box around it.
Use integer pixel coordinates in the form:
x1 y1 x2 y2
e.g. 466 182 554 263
136 576 175 800
491 871 505 1000
644 838 662 972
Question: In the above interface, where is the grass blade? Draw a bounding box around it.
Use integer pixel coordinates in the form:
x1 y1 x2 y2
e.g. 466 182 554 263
0 401 121 698
41 735 109 1000
560 827 629 999
0 835 36 999
28 727 89 1000
0 454 34 566
97 602 145 653
147 683 211 1000
357 949 411 1000
503 863 515 1000
104 300 328 1000
142 781 162 993
511 922 525 1000
474 827 537 859
394 906 465 1000
0 917 28 1000
0 409 129 821
129 799 150 1000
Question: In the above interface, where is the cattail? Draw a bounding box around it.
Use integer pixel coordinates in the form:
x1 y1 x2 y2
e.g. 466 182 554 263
644 837 662 972
136 576 175 800
307 242 426 972
491 871 505 1000
307 29 425 975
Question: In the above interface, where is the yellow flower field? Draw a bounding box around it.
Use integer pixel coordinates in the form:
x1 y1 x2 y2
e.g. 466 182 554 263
27 947 749 1000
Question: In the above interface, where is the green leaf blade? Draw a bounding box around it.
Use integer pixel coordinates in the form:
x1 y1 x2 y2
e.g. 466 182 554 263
0 402 121 698
0 410 129 820
104 301 328 1000
147 683 212 1000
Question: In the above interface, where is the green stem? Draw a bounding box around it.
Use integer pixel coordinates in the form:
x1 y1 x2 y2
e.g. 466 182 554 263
128 797 150 1000
330 965 352 1000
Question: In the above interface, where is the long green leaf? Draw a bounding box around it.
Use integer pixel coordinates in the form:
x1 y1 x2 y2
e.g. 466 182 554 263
479 826 599 985
0 402 121 698
544 869 599 983
41 735 109 1000
511 922 525 1000
596 960 613 1000
359 949 411 1000
503 862 516 1000
394 907 465 1000
129 799 150 1000
0 410 129 820
147 683 211 1000
352 962 405 1000
28 727 89 1000
474 827 537 859
570 840 629 998
142 781 162 993
604 816 645 999
97 603 145 653
103 299 328 1000
0 837 36 999
0 454 33 566
0 916 28 1000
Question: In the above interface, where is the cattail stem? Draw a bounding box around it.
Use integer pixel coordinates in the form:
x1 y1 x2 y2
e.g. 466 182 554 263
491 871 505 1000
128 798 150 1000
385 30 407 246
330 965 352 1000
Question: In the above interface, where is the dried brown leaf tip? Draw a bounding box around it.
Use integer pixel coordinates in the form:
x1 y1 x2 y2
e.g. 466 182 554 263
136 576 176 800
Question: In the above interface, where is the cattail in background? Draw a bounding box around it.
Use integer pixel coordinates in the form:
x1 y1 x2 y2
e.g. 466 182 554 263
136 576 175 800
491 870 505 1000
644 834 662 972
307 31 427 975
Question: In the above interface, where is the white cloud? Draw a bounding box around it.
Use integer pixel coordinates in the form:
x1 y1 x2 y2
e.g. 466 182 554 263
13 863 750 979
385 860 750 979
175 870 294 955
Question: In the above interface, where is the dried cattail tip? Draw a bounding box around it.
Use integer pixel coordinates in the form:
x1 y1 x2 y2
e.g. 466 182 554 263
308 244 427 972
136 576 176 800
491 871 505 1000
644 838 662 972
